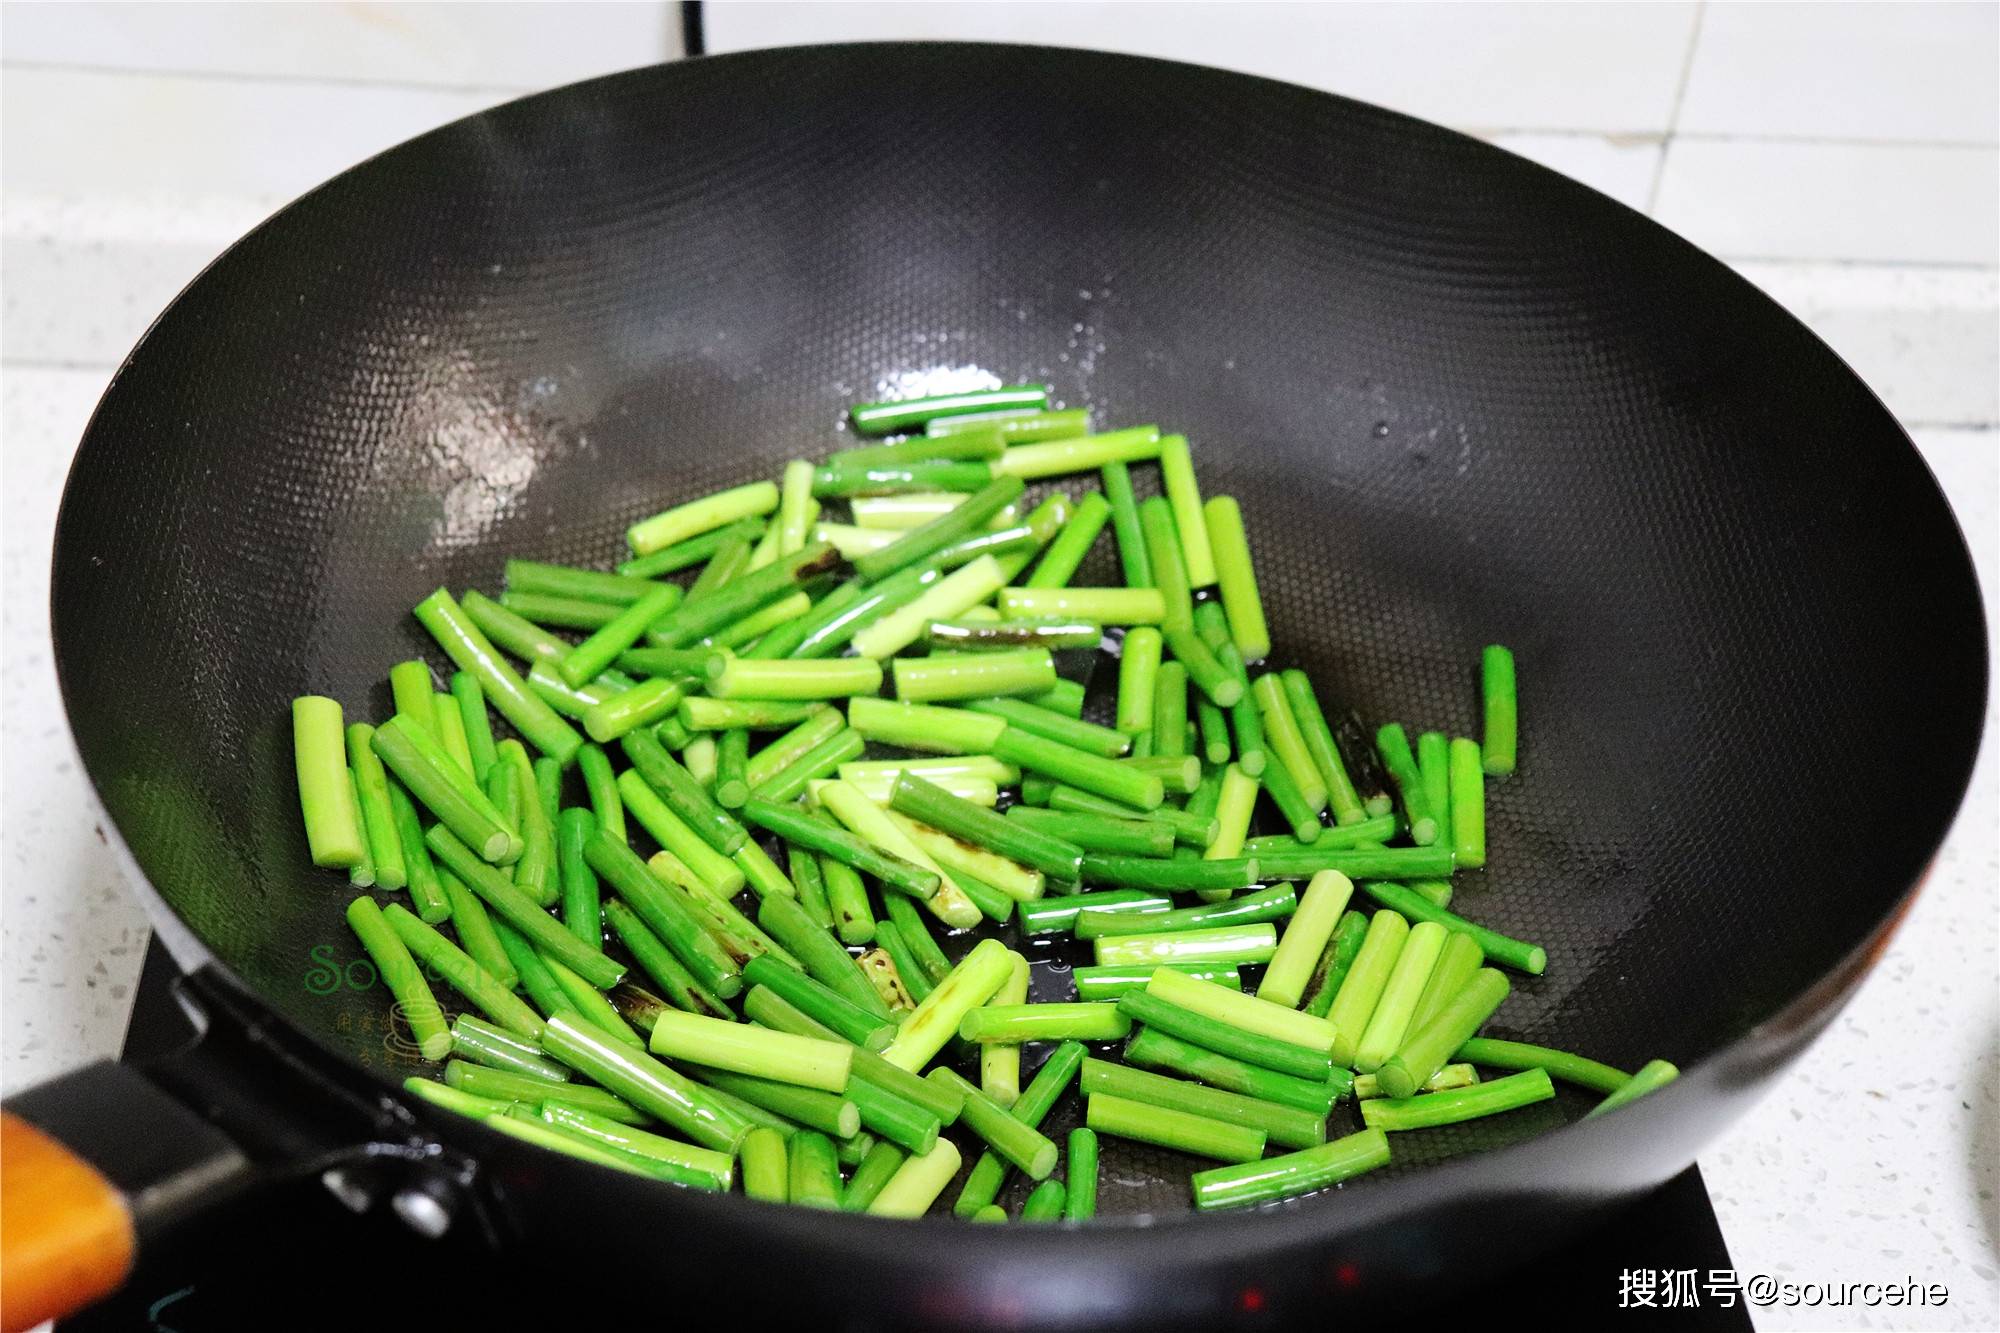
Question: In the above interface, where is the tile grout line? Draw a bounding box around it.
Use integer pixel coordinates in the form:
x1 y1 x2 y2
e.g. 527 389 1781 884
3 359 124 374
1469 127 2000 151
1670 130 1997 151
0 58 548 99
1647 0 1708 216
1720 256 2000 273
7 61 1995 152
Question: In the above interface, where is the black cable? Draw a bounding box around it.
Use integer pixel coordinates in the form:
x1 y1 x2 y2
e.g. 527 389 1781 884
680 1 706 57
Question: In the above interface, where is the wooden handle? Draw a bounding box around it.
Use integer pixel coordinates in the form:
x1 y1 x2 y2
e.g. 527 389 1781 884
1 1111 135 1331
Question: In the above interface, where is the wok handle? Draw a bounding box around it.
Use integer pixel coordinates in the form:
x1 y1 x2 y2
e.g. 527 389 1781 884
0 1111 135 1332
1 1059 254 1330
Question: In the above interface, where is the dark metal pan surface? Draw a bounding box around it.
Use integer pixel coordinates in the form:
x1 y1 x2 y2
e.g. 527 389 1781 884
46 39 1985 1319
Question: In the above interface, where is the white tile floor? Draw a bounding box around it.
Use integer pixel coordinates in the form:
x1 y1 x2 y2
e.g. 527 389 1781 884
2 0 681 90
711 1 1706 132
1655 139 1999 265
3 5 1995 1328
1676 2 1999 144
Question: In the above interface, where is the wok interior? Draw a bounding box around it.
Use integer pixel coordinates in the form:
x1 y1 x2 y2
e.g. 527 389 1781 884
52 47 1984 1215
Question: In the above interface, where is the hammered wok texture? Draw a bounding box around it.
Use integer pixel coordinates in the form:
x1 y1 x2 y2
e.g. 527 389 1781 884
51 45 1985 1221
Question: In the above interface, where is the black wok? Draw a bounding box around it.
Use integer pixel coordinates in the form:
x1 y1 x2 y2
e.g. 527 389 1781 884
8 42 1986 1330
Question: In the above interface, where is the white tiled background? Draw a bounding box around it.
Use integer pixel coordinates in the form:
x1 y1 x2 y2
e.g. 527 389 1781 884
3 4 1994 1328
